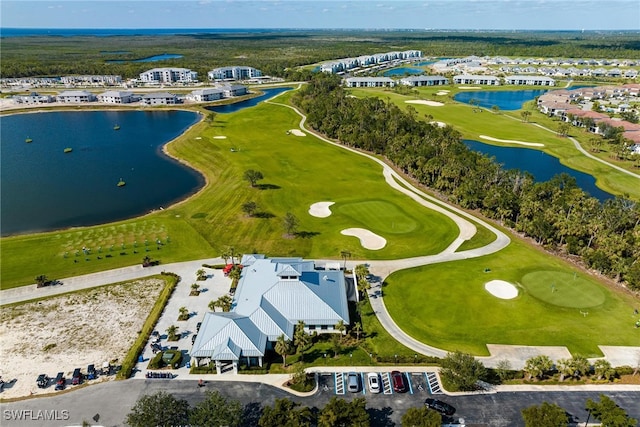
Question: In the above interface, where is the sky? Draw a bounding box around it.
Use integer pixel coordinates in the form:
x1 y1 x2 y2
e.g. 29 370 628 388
1 0 639 31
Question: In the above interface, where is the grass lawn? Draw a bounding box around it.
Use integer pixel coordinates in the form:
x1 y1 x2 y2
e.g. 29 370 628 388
0 92 459 289
347 86 640 201
382 236 639 357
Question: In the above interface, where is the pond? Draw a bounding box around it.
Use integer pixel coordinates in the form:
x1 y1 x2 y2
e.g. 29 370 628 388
106 53 183 63
382 67 424 77
463 140 613 202
1 110 203 236
454 89 549 111
205 87 292 114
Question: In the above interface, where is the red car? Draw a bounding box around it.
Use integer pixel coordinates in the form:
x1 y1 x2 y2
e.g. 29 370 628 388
391 371 407 393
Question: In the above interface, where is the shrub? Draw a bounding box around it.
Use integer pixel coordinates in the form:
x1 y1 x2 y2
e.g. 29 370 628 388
117 274 179 379
148 352 164 369
162 350 183 369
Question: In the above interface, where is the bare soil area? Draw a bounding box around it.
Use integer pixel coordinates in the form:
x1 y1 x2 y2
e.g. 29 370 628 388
0 278 165 400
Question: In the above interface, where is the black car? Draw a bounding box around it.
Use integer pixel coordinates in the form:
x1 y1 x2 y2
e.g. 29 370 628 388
196 322 202 332
425 398 456 416
36 374 50 389
71 368 83 385
191 334 198 344
54 372 66 390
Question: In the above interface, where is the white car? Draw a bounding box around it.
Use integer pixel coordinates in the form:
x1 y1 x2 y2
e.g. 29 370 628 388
367 372 381 393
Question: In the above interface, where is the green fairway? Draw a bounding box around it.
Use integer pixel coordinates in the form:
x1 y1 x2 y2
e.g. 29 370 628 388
0 91 459 289
383 238 638 357
336 200 418 234
522 271 606 308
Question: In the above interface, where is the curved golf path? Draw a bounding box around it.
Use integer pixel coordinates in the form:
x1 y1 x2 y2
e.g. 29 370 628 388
2 90 637 369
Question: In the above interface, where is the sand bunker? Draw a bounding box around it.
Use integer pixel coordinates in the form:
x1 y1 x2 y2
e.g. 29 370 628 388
435 91 450 96
431 121 447 128
458 86 481 89
480 135 544 147
405 100 444 107
309 201 335 218
289 129 306 137
213 136 227 139
341 228 387 250
485 280 519 300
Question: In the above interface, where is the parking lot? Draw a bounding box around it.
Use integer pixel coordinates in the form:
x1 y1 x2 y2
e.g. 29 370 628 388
319 370 442 396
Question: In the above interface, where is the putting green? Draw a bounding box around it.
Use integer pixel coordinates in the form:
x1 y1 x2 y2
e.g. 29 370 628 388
522 271 606 308
336 200 418 234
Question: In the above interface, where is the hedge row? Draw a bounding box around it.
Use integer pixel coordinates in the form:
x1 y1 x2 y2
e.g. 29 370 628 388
116 272 180 379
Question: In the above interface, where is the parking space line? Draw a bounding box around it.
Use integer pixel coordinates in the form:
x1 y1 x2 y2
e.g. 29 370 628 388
406 373 414 394
360 373 366 395
335 372 345 395
381 372 393 394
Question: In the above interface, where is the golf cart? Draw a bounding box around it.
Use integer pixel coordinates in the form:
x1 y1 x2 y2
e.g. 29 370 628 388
36 374 50 389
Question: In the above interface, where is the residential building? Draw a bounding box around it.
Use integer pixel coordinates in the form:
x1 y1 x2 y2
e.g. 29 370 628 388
208 66 262 81
191 255 352 374
98 91 138 104
400 76 448 86
186 88 224 102
505 75 556 86
344 77 395 88
453 75 500 85
219 84 248 97
56 90 97 103
13 92 55 104
139 68 198 84
61 75 122 86
140 92 178 105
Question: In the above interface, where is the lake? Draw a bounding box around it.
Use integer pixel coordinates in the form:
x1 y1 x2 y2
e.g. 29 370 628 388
106 53 183 63
1 111 203 236
205 87 292 113
454 89 549 111
382 67 423 77
463 140 613 201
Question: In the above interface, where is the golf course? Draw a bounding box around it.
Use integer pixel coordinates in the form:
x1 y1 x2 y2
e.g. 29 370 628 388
1 84 638 360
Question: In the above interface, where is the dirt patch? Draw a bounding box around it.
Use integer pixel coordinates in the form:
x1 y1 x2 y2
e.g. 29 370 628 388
0 278 165 399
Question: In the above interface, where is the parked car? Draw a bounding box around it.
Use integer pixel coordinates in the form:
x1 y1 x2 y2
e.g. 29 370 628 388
87 364 96 380
367 372 381 393
36 374 50 389
191 334 198 344
71 368 83 385
54 372 65 390
391 371 407 393
425 398 456 416
347 372 360 393
196 322 202 332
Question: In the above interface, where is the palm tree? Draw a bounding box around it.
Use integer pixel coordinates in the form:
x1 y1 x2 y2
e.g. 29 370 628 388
283 212 299 236
556 358 573 382
190 283 200 295
275 334 292 368
335 320 346 336
178 306 189 320
353 322 362 341
216 295 233 312
196 269 206 281
521 110 531 123
220 249 231 265
208 300 217 312
294 321 310 353
340 250 351 269
166 325 179 341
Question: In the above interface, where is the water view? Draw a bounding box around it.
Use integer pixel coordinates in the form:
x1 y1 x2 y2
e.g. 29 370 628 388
1 111 203 236
205 87 292 113
454 89 549 111
382 67 423 77
463 140 613 201
106 53 183 63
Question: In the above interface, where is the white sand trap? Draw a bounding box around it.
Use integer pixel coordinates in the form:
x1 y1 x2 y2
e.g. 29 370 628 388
435 91 450 96
480 135 544 147
341 228 387 250
309 201 335 218
458 86 481 89
405 100 444 107
195 137 202 140
485 280 519 300
213 136 227 139
431 121 447 128
289 129 306 137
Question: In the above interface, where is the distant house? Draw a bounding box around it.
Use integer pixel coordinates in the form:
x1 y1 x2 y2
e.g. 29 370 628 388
140 92 178 105
191 255 352 374
56 90 96 103
98 91 138 104
139 68 198 84
13 92 54 104
399 76 448 87
187 88 224 102
208 66 262 81
453 75 500 86
505 75 555 86
219 84 248 97
344 77 395 88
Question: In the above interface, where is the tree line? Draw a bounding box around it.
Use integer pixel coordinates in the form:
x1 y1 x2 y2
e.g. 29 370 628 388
292 74 640 291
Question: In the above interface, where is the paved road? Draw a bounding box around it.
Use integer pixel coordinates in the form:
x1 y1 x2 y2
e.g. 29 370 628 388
1 375 638 427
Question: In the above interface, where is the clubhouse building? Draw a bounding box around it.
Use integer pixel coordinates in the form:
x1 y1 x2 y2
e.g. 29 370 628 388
191 255 353 374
